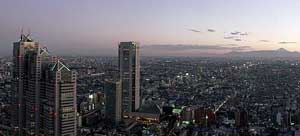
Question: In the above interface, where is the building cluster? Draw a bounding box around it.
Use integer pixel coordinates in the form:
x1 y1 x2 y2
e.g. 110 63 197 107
1 34 300 135
2 35 143 135
10 33 77 136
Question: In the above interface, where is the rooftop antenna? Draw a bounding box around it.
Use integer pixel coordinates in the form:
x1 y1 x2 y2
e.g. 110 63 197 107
20 27 24 40
26 28 31 37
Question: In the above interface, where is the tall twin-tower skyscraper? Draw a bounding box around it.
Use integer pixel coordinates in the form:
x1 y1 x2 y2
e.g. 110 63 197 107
11 33 77 136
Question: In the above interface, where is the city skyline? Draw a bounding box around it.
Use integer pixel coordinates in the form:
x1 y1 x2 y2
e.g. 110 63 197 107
2 1 300 135
1 0 300 56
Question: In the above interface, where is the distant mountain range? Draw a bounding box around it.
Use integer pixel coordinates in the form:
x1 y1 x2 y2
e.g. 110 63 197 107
141 45 300 57
223 48 300 58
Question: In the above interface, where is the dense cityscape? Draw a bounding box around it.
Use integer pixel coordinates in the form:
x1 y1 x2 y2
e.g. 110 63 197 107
2 1 300 136
1 33 300 135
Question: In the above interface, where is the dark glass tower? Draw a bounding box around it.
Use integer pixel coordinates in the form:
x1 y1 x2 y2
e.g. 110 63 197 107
118 42 140 113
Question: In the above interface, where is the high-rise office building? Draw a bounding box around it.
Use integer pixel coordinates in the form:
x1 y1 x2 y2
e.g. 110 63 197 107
104 80 122 125
12 33 77 135
118 42 140 113
12 33 28 135
43 59 77 136
12 33 51 135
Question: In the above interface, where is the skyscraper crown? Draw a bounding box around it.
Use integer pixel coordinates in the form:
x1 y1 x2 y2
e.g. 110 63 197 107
20 29 33 42
51 59 70 72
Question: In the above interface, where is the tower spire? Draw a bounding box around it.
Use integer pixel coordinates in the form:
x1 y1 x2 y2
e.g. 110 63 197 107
27 28 31 37
20 27 24 40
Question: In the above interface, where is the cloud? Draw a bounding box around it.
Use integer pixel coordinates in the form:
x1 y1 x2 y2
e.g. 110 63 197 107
207 29 216 32
230 31 249 36
259 40 270 42
235 39 242 41
188 29 201 33
240 32 248 36
230 31 241 35
224 36 236 39
278 41 297 44
224 44 239 46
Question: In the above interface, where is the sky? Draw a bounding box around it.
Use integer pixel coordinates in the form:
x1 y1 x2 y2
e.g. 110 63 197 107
1 0 300 56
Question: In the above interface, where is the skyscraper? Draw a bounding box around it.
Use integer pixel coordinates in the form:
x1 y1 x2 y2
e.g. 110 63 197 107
43 59 77 136
118 42 140 113
12 33 27 135
12 33 77 135
12 33 51 135
104 80 122 125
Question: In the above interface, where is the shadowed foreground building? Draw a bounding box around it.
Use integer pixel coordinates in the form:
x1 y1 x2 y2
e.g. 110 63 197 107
11 33 77 136
104 80 122 125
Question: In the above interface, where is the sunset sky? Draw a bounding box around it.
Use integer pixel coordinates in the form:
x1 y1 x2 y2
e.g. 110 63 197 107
1 0 300 56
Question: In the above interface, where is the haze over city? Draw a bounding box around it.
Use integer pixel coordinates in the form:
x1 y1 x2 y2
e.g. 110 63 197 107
1 0 300 56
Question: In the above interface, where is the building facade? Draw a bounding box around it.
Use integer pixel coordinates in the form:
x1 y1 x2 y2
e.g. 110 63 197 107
118 42 140 113
43 60 77 136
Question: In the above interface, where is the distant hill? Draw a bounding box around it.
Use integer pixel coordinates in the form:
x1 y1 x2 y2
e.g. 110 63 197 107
224 48 300 58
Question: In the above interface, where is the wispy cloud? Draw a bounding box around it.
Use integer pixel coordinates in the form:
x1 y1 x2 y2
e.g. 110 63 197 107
259 40 270 42
224 31 248 41
207 29 216 32
188 29 201 33
230 31 249 36
278 41 297 44
240 32 248 36
224 44 239 46
224 36 236 39
230 31 241 35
